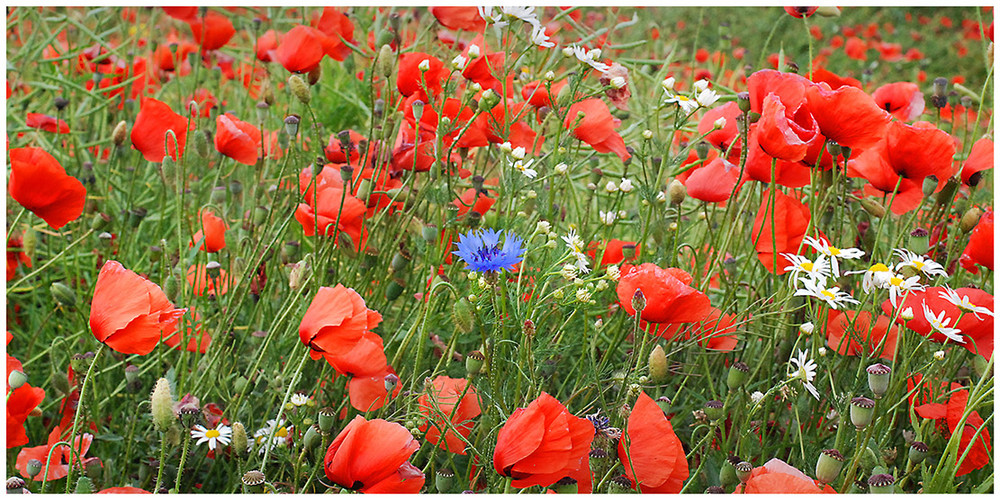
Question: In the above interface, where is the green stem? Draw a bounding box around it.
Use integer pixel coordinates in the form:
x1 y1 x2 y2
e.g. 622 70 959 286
64 344 105 493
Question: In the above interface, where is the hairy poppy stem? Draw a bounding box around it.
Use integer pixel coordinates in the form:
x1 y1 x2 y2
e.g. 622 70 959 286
63 343 104 494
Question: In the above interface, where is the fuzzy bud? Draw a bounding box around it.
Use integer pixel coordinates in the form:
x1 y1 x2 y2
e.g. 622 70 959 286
452 298 475 334
668 178 687 205
8 370 27 390
150 378 176 432
631 289 646 313
860 198 886 218
288 74 311 105
112 120 129 147
74 476 93 494
960 206 983 233
50 282 77 309
648 345 668 383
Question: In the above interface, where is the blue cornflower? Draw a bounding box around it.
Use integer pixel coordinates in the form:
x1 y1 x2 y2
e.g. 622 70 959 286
452 228 525 273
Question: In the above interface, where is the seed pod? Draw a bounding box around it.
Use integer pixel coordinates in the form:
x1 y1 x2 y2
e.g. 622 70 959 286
435 468 455 493
908 441 929 464
815 449 845 484
866 363 891 399
465 350 485 376
867 473 895 494
727 361 750 390
7 477 26 494
318 407 337 434
719 456 739 488
385 278 406 301
648 345 668 383
735 462 752 483
737 92 751 113
150 377 176 432
850 396 876 430
552 476 578 494
288 75 310 105
50 282 77 309
25 459 43 478
704 400 724 421
242 470 265 492
302 425 322 452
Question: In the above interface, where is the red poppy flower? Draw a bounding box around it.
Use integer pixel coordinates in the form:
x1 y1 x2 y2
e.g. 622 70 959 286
295 185 369 252
882 286 993 360
26 113 69 133
190 209 227 253
6 235 32 281
97 487 152 494
161 310 210 353
493 392 594 491
324 416 424 493
187 11 235 51
872 82 925 121
803 82 891 153
7 348 45 448
187 88 218 117
697 101 742 155
911 380 992 476
274 26 335 74
131 97 191 162
845 37 868 60
397 52 447 101
324 130 366 164
418 376 481 455
312 7 355 62
8 147 86 230
960 210 993 273
617 263 712 324
90 260 187 356
618 391 688 493
214 113 261 165
961 137 993 186
564 99 630 162
735 458 836 493
587 239 640 267
783 6 818 18
299 285 383 356
751 190 811 274
429 7 486 31
756 92 821 162
185 264 230 297
15 426 95 481
825 310 899 361
809 66 862 89
684 157 742 202
255 29 279 62
454 188 495 218
522 79 567 108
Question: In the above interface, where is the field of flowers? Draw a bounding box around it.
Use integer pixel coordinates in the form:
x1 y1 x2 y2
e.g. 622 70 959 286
4 5 995 494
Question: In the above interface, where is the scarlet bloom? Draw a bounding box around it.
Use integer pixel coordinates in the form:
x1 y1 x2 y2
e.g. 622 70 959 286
161 310 210 353
882 286 993 360
825 310 899 361
90 260 187 355
652 307 742 351
564 99 630 162
7 346 45 448
961 137 993 186
190 209 227 253
453 188 495 218
872 82 925 121
97 487 152 494
6 235 32 281
295 185 369 252
751 190 811 274
618 392 689 493
911 377 992 476
275 25 336 74
299 285 383 356
735 458 836 493
617 263 712 324
961 210 993 272
15 426 96 481
131 97 190 162
324 416 424 493
186 264 230 297
187 11 235 51
214 113 261 165
397 53 447 101
783 6 818 18
8 147 86 229
418 376 481 455
429 6 486 31
26 112 69 133
684 157 742 202
493 392 595 491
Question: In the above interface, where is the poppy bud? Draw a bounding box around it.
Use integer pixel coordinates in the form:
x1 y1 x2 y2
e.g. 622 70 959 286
318 407 337 434
50 282 77 309
74 476 93 494
631 289 646 313
668 178 686 205
151 377 176 432
452 298 475 334
815 449 845 484
306 64 322 86
230 422 249 458
288 260 309 290
908 441 929 464
188 129 208 159
866 363 891 399
850 396 876 430
90 212 112 231
860 198 886 219
704 400 724 421
933 77 948 97
735 461 752 483
960 206 983 233
695 141 710 160
390 251 409 273
435 468 454 493
867 473 895 494
553 476 578 494
7 370 26 390
54 96 69 111
466 350 485 376
288 74 310 105
242 470 265 492
727 361 750 390
648 345 668 383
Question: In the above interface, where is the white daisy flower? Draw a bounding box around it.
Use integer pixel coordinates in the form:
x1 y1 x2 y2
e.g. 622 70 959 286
561 230 591 274
512 158 538 179
893 248 947 277
606 264 621 281
885 273 924 308
599 211 616 226
750 391 765 404
451 54 468 71
921 302 964 343
254 419 293 455
568 44 610 73
695 88 720 108
290 393 310 407
781 253 830 284
801 236 865 277
852 262 894 293
529 22 554 48
938 286 994 320
794 277 860 310
788 350 820 400
191 424 232 451
663 93 699 114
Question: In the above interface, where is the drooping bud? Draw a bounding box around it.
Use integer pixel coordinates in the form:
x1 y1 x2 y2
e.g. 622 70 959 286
850 396 876 430
648 345 668 383
151 378 176 432
866 363 891 399
960 206 983 233
288 74 310 105
306 64 322 86
668 178 686 205
727 361 750 390
452 298 475 334
193 129 210 158
860 198 886 218
50 282 77 309
8 370 27 390
815 449 845 484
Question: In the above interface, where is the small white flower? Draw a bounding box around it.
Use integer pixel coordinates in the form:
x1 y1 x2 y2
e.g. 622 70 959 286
794 277 860 310
900 307 914 320
617 210 627 219
510 146 526 160
938 285 994 319
853 262 894 293
799 322 815 335
609 76 626 89
604 180 618 193
802 236 865 277
512 158 538 179
922 302 964 343
663 93 699 114
619 178 634 193
933 350 946 361
661 76 676 92
290 393 310 407
467 44 481 59
695 88 719 107
560 263 579 280
498 141 513 153
817 347 827 357
693 79 710 92
418 59 431 72
599 211 617 226
529 23 555 48
606 264 621 281
576 288 592 302
782 253 830 283
788 350 820 400
191 424 232 451
554 162 568 175
254 419 293 454
713 117 727 129
893 248 947 277
451 54 468 71
561 46 575 57
569 44 610 73
562 230 591 274
594 318 603 329
535 221 551 234
885 273 924 308
750 391 765 404
642 129 654 140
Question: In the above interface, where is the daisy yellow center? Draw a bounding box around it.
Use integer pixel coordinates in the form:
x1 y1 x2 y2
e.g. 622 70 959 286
205 429 221 439
912 261 925 270
870 263 889 272
802 262 814 271
889 277 903 287
277 427 288 438
677 95 690 101
828 247 841 256
820 290 835 299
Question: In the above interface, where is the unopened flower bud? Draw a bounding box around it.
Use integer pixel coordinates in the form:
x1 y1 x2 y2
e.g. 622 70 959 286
960 206 983 233
933 350 946 361
860 198 886 218
866 363 891 399
815 449 845 484
899 307 914 320
8 370 27 390
668 178 687 206
111 120 129 147
193 129 210 158
50 282 77 309
648 345 668 383
631 289 646 313
74 476 93 494
288 74 310 105
151 377 176 432
452 298 475 334
727 361 750 390
799 322 815 335
850 396 876 430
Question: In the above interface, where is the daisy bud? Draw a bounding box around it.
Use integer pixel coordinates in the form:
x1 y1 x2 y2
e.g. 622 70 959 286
815 449 845 484
74 476 93 494
799 322 815 335
735 462 753 483
609 76 626 89
151 378 176 432
933 350 946 361
553 476 578 494
860 198 886 218
727 361 750 390
867 473 895 494
435 468 455 493
850 396 876 430
704 400 724 421
818 347 827 357
466 350 485 376
908 441 929 464
287 74 310 105
50 282 77 309
25 459 43 479
242 470 266 492
960 206 983 233
900 307 914 320
713 117 728 130
648 345 668 383
478 89 500 112
7 370 26 390
467 44 481 59
866 363 891 399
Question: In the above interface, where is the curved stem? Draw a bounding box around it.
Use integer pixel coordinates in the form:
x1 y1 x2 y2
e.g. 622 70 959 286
260 347 312 473
64 344 105 493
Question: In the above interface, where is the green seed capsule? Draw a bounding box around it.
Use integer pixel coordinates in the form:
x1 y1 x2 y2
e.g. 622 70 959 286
815 449 845 484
